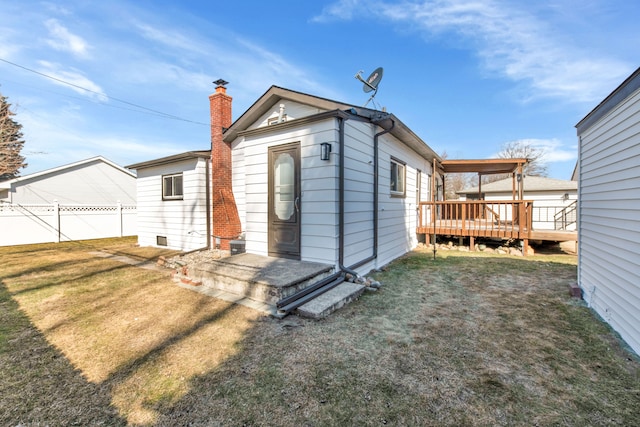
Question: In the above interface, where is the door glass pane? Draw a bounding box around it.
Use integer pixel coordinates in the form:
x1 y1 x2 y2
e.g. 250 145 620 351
274 152 294 220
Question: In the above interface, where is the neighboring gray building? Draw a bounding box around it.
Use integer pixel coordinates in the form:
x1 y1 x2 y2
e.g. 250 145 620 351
458 176 578 230
0 156 136 205
575 67 640 355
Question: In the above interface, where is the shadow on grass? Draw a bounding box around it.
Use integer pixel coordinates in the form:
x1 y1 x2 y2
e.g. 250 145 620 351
151 250 640 427
1 238 263 425
0 281 127 426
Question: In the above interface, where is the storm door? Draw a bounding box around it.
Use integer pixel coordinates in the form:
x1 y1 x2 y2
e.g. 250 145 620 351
268 142 301 259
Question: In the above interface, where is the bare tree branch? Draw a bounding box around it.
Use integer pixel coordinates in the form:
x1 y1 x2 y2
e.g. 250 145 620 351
484 140 548 183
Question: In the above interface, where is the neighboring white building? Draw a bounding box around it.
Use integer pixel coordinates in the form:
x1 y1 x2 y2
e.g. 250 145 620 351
212 84 438 275
127 151 211 252
0 156 136 205
575 67 640 355
458 176 578 230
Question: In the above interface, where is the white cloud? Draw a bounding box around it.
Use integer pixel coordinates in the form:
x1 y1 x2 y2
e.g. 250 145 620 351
44 19 90 58
313 0 633 104
37 61 107 101
124 18 335 100
18 106 181 174
496 138 576 163
311 0 364 22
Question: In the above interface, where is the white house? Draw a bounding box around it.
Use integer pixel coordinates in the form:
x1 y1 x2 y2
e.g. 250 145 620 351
209 83 439 276
0 156 137 246
458 176 578 230
126 151 211 251
575 67 640 355
0 156 136 204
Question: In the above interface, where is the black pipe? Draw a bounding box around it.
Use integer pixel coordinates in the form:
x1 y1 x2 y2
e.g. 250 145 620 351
337 115 396 275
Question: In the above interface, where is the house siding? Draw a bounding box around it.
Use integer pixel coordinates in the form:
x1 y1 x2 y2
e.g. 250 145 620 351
376 131 431 269
135 158 209 251
577 76 640 355
231 108 433 274
233 118 340 262
3 159 136 205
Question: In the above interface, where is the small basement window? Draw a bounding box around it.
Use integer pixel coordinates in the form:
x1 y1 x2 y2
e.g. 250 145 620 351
162 173 183 200
390 157 406 197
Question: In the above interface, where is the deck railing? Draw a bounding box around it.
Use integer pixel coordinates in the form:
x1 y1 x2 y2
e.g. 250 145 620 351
417 200 533 240
553 200 577 230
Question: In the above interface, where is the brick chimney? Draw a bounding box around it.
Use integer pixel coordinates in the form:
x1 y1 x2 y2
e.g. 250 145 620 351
210 79 241 250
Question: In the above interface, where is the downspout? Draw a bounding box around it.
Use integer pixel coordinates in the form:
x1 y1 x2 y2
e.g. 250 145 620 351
339 115 395 276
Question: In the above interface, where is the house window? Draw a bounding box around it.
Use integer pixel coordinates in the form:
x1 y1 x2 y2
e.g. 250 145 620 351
390 158 406 197
162 173 183 200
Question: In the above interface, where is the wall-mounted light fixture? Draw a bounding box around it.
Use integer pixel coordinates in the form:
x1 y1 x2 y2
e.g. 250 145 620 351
320 142 332 161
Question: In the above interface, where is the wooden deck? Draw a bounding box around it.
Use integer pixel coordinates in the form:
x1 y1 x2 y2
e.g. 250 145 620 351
417 200 577 245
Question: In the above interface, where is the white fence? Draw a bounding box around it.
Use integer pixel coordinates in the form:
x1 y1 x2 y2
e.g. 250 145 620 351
0 202 136 247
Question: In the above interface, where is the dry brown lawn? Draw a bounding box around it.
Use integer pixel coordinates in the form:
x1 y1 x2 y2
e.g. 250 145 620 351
1 238 638 426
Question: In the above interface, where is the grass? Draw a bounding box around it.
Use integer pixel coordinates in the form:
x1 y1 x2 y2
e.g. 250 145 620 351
1 238 638 426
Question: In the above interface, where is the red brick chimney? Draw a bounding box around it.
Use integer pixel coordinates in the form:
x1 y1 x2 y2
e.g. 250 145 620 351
210 79 241 250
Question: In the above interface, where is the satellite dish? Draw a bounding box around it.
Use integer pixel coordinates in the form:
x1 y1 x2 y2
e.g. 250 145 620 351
354 67 384 108
355 67 384 93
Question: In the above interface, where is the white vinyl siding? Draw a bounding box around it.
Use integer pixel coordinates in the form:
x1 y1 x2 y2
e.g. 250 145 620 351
230 98 434 275
375 132 431 270
2 158 136 205
233 117 339 263
136 158 209 251
342 120 375 269
577 77 640 355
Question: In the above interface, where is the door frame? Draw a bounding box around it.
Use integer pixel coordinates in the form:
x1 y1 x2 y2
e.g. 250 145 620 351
267 142 301 259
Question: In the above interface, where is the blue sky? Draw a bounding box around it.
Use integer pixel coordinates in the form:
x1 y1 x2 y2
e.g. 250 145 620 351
1 0 638 179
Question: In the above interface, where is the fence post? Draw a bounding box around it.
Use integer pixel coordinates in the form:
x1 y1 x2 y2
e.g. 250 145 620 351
117 200 123 237
52 200 61 243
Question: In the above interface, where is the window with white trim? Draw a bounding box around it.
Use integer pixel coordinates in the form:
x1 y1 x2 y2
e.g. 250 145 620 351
162 173 183 200
390 158 406 197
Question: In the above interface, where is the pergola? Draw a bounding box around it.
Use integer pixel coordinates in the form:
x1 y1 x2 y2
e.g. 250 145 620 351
432 158 529 201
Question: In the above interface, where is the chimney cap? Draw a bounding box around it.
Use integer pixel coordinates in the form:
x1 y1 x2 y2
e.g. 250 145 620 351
213 79 228 87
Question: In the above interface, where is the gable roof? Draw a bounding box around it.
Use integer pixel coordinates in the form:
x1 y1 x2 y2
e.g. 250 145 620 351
458 176 578 194
126 150 211 170
223 85 440 163
0 156 135 189
576 67 640 134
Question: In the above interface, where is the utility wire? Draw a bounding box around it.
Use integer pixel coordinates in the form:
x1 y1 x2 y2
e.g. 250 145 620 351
0 57 208 126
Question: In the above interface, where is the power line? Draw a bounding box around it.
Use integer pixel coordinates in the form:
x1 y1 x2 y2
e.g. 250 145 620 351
0 57 208 126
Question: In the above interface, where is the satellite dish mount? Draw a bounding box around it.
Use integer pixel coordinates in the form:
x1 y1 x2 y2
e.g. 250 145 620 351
355 67 384 108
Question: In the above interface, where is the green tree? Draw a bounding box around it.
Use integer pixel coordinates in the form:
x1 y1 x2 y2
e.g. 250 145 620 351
0 91 27 179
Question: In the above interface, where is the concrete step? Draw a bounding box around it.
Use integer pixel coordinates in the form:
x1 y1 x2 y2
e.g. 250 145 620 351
295 282 365 319
184 253 335 306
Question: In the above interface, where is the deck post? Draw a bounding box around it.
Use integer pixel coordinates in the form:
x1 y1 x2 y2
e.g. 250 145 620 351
469 236 475 251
